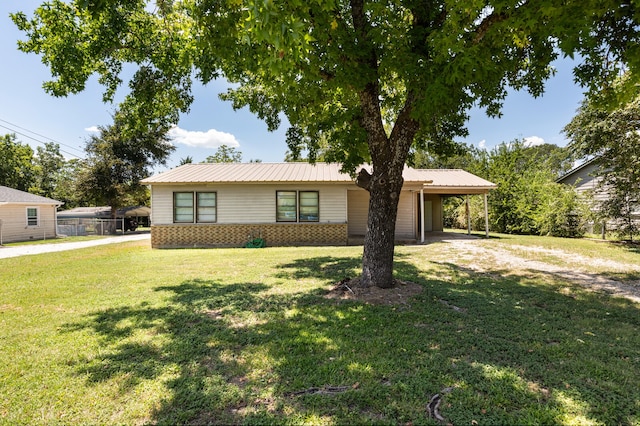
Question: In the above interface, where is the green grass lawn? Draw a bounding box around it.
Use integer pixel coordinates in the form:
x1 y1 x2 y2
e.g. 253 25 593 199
1 237 639 425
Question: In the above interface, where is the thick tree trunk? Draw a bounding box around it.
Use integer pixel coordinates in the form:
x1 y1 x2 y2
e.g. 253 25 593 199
360 164 405 289
348 0 419 289
356 91 418 289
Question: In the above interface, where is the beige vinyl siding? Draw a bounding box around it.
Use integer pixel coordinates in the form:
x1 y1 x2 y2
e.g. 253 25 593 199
562 163 600 195
395 191 415 239
347 189 418 239
150 184 348 225
0 204 58 243
347 189 369 236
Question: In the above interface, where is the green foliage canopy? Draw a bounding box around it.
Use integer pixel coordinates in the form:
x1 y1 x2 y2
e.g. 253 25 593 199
204 145 243 163
75 112 174 215
0 134 36 192
12 1 640 171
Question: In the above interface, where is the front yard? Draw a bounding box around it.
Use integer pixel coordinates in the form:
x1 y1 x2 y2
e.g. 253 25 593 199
1 235 638 425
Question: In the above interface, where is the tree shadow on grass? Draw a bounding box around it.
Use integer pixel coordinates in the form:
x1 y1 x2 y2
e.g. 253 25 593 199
62 255 640 425
422 261 640 425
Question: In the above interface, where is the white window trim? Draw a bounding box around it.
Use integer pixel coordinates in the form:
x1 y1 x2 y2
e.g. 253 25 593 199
26 206 40 227
276 190 320 223
173 191 217 224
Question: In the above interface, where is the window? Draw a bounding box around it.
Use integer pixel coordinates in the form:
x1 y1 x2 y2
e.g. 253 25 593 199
299 191 319 222
174 192 194 223
276 191 297 222
26 207 39 226
276 191 319 222
174 192 217 223
196 192 217 223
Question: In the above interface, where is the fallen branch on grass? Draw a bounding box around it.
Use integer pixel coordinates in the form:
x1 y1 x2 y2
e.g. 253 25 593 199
427 386 454 422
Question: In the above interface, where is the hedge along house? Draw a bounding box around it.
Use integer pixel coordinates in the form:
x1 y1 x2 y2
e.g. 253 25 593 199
140 162 496 248
0 185 63 244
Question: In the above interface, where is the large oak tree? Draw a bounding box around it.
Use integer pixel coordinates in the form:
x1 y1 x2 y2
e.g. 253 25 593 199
13 0 640 288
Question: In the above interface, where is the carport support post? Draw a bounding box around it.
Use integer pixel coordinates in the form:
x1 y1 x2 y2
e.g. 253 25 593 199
420 188 425 243
484 193 489 238
466 195 471 235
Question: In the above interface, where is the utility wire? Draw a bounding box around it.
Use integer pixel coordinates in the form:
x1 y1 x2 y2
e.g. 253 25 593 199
0 118 85 159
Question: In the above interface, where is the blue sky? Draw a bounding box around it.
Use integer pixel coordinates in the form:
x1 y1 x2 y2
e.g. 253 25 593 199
1 1 586 172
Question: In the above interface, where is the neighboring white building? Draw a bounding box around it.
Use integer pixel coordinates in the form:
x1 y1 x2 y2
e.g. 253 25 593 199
557 158 640 235
141 163 496 248
0 186 63 244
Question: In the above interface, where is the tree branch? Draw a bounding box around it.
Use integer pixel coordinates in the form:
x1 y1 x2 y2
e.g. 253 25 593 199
355 168 372 191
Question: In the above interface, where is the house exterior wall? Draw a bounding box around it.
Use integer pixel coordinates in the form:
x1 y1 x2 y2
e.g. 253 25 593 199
396 191 415 239
559 162 600 195
347 189 441 240
148 183 456 248
150 184 348 225
0 204 58 244
149 183 349 247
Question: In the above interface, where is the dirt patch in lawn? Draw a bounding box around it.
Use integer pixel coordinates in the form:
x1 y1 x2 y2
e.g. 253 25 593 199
325 277 423 306
446 239 640 303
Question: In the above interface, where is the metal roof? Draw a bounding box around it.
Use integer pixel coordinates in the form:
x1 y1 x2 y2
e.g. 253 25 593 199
57 206 151 218
142 162 351 183
141 162 496 190
0 185 63 205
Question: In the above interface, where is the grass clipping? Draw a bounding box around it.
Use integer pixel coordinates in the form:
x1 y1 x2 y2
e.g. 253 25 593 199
326 277 423 306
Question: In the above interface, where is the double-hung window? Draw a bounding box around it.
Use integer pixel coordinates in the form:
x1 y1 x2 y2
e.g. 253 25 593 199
276 191 319 222
173 192 217 223
26 207 39 227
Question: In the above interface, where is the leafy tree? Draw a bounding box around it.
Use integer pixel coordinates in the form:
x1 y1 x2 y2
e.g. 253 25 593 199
204 145 242 163
179 156 193 165
32 142 66 199
12 1 640 287
53 158 84 209
76 112 174 228
564 86 640 241
0 133 36 191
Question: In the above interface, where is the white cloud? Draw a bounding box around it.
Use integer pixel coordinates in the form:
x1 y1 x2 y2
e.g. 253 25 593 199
524 136 545 146
169 126 240 149
478 139 486 149
84 126 99 133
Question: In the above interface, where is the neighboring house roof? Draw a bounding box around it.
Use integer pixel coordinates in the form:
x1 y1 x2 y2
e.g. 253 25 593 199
141 163 496 191
0 185 62 206
57 206 151 218
556 157 599 184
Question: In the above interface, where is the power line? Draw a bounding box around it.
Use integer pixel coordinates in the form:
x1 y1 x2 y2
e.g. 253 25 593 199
0 118 85 159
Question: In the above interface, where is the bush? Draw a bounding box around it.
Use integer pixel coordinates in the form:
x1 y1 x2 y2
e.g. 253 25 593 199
534 183 589 238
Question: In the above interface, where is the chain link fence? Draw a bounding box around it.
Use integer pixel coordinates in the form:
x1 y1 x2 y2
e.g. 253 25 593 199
57 218 139 237
0 217 143 245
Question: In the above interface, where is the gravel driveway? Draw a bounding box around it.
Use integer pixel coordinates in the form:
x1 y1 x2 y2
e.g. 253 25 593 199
0 233 150 259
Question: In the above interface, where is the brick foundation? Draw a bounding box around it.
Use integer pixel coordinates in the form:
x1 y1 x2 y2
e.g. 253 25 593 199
150 223 348 248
